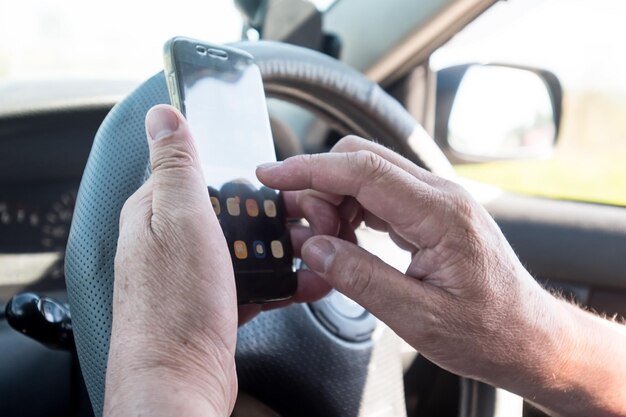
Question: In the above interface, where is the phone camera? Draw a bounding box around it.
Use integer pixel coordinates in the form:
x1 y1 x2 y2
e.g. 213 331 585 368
195 45 207 55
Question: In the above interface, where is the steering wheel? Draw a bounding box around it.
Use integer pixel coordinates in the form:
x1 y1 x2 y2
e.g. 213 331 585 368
65 41 454 417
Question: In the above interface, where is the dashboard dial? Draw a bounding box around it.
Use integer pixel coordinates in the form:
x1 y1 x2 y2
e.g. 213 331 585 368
0 184 77 294
0 201 44 252
0 184 76 253
41 192 75 251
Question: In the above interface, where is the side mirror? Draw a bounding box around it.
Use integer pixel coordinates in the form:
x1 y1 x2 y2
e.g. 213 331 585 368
434 64 562 163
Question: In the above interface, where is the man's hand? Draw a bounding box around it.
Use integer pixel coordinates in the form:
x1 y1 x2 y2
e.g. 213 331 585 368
104 105 331 417
257 136 626 417
257 135 555 381
105 105 238 417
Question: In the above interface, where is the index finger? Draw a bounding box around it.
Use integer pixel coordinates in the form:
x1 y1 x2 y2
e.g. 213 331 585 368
257 151 445 248
330 136 449 187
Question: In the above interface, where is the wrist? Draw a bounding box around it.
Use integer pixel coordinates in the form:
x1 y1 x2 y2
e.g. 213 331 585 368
105 337 237 417
104 370 233 417
499 286 580 400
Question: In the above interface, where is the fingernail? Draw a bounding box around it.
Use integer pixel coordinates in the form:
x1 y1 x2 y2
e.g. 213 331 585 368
303 238 336 274
257 162 282 170
146 106 180 141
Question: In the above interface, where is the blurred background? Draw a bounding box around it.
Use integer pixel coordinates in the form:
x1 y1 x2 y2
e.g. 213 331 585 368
432 0 626 206
1 0 624 205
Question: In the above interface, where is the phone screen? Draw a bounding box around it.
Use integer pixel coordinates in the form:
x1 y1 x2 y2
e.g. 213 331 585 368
181 60 275 187
165 39 296 303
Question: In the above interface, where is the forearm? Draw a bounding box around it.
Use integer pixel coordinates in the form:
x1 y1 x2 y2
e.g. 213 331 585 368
500 289 626 417
547 299 626 416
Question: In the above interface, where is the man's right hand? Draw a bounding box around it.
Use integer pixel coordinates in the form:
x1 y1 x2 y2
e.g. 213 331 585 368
257 136 626 417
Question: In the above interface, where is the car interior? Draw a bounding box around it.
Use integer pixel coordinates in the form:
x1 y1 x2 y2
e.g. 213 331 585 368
1 0 625 416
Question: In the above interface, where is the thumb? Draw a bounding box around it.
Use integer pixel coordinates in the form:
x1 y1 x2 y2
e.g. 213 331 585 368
301 236 429 318
145 104 209 219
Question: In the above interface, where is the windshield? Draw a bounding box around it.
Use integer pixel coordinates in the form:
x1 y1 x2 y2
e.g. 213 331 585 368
0 0 339 84
0 1 244 83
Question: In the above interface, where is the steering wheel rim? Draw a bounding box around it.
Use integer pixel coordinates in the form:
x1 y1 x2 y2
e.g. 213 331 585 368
65 41 453 417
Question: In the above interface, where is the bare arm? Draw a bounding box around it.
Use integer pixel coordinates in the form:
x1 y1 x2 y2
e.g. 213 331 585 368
257 135 626 417
523 299 626 417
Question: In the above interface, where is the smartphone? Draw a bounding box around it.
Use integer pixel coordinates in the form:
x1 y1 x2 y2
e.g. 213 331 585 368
163 37 296 304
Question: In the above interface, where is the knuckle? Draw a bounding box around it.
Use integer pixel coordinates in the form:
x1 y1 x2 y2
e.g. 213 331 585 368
453 193 476 221
416 187 442 210
399 187 442 232
351 150 393 183
292 153 317 185
441 182 478 224
291 152 316 171
294 153 315 165
302 197 340 235
333 135 367 152
151 146 196 173
343 253 376 298
443 180 469 198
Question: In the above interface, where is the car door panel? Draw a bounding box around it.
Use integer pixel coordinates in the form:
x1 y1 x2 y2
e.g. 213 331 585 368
485 192 626 313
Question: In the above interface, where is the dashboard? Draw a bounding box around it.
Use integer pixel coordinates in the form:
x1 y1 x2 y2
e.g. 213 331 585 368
0 101 113 303
0 183 75 253
0 182 77 301
0 81 325 305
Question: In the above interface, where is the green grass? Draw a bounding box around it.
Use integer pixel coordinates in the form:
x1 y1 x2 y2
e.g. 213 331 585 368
454 91 626 206
455 151 626 207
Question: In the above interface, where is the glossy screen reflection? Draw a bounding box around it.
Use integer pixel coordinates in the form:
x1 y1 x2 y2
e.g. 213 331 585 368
181 61 276 188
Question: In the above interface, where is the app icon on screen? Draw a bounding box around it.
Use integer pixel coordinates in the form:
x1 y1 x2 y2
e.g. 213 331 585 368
227 197 241 216
253 240 266 258
264 200 277 218
270 240 284 259
234 240 248 259
246 199 259 217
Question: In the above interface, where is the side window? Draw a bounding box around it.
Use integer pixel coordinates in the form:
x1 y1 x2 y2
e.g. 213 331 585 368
431 0 626 206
